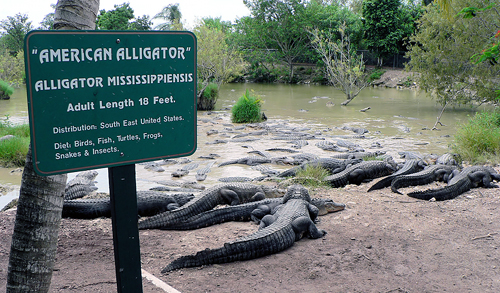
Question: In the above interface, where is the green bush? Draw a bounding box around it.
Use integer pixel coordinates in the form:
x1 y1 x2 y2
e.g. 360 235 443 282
202 82 219 100
451 111 500 164
0 79 14 96
231 90 262 123
0 119 30 167
368 68 386 83
294 165 330 188
0 50 25 87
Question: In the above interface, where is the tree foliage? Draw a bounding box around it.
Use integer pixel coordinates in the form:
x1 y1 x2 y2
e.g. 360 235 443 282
309 22 368 105
194 21 245 110
0 50 25 87
406 0 500 106
0 13 33 55
96 2 151 30
153 3 182 30
362 0 419 66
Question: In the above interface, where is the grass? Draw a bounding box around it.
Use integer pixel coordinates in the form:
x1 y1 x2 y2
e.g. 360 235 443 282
293 165 330 188
0 79 15 96
368 68 386 83
0 117 30 167
231 89 263 123
451 111 500 164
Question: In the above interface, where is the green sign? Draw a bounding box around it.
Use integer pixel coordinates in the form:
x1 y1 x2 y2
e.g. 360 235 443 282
24 31 197 175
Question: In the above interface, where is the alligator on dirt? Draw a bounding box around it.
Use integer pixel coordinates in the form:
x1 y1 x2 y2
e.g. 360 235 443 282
161 184 327 273
367 159 427 192
138 183 285 230
62 191 195 219
407 165 500 201
64 170 99 200
217 156 273 167
390 164 458 194
153 196 345 230
323 160 397 188
277 157 362 178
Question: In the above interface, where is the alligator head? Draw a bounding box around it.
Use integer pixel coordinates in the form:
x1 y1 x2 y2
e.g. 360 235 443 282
262 185 286 198
316 199 346 215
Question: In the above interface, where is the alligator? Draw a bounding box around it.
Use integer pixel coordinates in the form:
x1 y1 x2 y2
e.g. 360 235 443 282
323 160 397 188
390 164 458 194
62 191 195 219
64 184 98 200
277 157 362 178
367 159 427 192
407 165 500 201
218 156 272 167
436 153 459 166
195 161 215 181
315 141 349 152
138 183 285 230
330 151 387 160
218 177 253 182
157 196 345 230
265 148 299 153
64 170 99 200
161 184 327 273
172 162 199 177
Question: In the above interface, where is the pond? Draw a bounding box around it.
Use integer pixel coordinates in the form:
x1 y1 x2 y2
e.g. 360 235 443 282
0 83 490 189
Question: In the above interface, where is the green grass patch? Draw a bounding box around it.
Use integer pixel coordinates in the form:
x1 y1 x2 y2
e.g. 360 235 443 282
293 165 330 188
202 82 219 100
0 80 14 96
368 69 386 83
451 111 500 164
0 120 30 167
231 89 263 123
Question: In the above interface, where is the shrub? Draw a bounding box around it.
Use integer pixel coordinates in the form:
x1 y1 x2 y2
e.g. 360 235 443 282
202 82 219 100
294 165 330 188
0 119 30 167
368 68 386 83
0 79 14 96
451 111 500 164
231 90 262 123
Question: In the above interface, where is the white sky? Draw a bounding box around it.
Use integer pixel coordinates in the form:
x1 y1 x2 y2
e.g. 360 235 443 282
0 0 251 30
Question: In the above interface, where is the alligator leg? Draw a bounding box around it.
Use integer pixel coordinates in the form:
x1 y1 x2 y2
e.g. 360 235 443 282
291 216 326 240
250 204 276 223
469 171 497 188
259 214 277 229
348 169 366 185
219 189 265 205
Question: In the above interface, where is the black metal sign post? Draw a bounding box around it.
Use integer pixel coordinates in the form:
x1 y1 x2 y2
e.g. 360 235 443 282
109 164 143 293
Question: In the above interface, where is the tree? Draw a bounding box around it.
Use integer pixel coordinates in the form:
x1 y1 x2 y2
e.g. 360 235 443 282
194 22 245 110
309 22 369 106
128 15 152 30
6 1 99 292
0 13 33 55
362 0 406 67
39 4 57 30
243 0 310 82
153 3 182 30
406 0 499 128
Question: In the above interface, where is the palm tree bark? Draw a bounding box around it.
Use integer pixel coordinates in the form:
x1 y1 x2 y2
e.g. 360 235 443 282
7 1 99 292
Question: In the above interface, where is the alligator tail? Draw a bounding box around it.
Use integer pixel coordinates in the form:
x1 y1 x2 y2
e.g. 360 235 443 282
391 175 435 194
162 226 296 273
407 179 471 201
368 176 394 192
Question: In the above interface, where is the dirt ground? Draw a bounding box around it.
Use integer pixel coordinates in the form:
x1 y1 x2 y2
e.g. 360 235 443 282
1 71 500 292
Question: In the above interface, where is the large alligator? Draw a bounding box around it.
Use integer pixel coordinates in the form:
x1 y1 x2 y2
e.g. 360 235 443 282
217 156 272 167
64 170 99 200
367 159 427 192
161 184 327 273
323 160 396 188
62 191 195 219
390 164 458 194
138 183 285 230
277 157 362 178
407 165 500 201
154 196 345 230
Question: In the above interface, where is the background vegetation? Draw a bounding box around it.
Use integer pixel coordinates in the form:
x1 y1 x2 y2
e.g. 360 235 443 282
0 0 499 163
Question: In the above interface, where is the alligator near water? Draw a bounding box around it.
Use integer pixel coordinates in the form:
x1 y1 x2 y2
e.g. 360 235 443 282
138 183 285 230
323 160 396 188
367 159 427 192
390 164 458 194
407 165 500 201
161 184 327 273
62 191 195 219
153 196 345 230
277 157 362 178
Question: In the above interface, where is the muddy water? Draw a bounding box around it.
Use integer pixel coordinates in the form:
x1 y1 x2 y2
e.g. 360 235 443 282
0 83 491 193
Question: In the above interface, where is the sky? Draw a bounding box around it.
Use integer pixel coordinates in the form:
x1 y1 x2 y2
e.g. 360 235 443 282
0 0 251 30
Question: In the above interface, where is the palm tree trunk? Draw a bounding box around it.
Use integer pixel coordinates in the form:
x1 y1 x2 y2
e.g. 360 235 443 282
7 1 99 292
7 146 66 292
